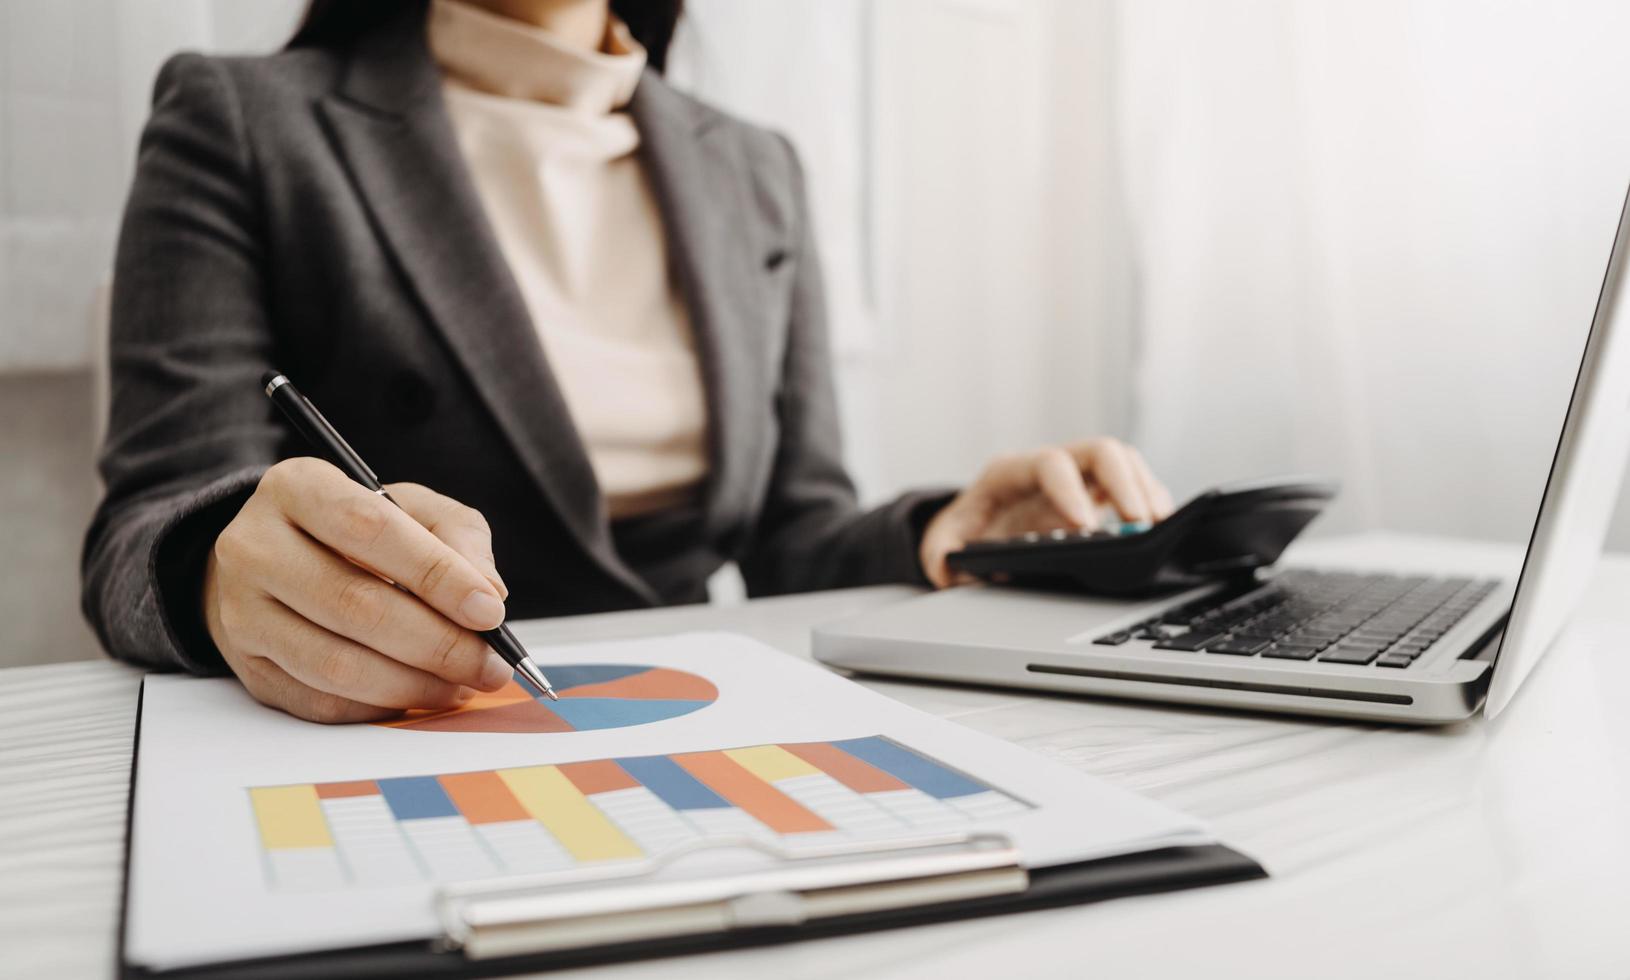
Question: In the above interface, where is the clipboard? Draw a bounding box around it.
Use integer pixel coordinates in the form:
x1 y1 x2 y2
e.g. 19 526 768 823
116 682 1264 979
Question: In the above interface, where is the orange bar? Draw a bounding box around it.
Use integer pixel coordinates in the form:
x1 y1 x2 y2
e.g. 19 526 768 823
673 751 832 834
315 780 380 799
559 760 639 796
438 770 529 824
783 742 908 794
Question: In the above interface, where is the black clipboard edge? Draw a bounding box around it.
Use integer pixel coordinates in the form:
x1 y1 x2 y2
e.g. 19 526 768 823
114 676 148 980
119 679 1267 979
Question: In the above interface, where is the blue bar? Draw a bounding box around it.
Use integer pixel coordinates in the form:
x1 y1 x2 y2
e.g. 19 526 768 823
830 737 988 799
378 776 460 820
616 755 729 810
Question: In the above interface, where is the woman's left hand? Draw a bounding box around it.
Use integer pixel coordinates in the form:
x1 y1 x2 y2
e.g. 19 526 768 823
919 438 1176 588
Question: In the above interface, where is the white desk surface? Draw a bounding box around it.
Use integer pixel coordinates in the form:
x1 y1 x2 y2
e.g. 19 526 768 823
4 533 1629 979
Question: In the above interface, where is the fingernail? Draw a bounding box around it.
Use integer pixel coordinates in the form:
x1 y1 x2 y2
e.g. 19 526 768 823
461 589 505 629
480 653 512 690
455 686 476 703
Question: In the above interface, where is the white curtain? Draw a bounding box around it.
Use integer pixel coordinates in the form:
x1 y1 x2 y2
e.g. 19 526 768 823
0 0 304 371
673 0 1083 504
669 0 876 357
1109 0 1630 546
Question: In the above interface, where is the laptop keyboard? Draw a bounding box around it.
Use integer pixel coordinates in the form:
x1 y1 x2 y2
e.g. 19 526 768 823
1092 570 1499 668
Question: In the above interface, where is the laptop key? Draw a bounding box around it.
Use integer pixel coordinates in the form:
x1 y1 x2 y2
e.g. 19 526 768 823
1292 631 1342 643
1093 631 1133 646
1231 630 1279 643
1207 638 1271 655
1376 654 1414 668
1139 624 1189 640
1320 645 1383 665
1351 630 1401 643
1262 643 1320 660
1154 632 1226 652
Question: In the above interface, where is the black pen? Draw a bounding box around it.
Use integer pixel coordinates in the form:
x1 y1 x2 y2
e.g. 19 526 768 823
260 371 558 701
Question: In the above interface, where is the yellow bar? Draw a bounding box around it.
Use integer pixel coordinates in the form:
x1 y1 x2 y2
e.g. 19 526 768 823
497 766 643 862
725 744 821 783
250 785 333 850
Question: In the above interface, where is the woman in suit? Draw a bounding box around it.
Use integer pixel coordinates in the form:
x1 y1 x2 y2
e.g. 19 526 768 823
83 0 1173 722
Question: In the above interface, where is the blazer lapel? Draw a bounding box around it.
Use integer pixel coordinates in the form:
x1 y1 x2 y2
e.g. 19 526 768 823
314 1 656 602
630 76 773 544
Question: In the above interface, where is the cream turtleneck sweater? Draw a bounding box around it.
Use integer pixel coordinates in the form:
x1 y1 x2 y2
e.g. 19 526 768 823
428 0 708 520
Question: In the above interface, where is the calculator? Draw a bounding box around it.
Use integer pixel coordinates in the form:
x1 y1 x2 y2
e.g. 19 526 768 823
946 477 1338 597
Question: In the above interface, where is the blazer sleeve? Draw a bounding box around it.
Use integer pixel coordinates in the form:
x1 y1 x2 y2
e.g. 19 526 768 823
737 135 955 597
81 53 284 674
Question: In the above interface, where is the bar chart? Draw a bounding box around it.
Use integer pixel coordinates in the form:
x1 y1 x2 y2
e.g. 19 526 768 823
248 737 1032 890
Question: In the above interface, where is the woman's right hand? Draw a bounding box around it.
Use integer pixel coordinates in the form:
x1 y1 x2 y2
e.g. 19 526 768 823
202 457 517 723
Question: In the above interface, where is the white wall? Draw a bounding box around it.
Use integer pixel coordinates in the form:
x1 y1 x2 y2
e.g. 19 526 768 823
2 0 126 370
0 0 305 372
1105 0 1630 548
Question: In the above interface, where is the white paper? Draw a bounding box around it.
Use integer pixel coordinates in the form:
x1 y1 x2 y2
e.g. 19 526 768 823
126 632 1211 971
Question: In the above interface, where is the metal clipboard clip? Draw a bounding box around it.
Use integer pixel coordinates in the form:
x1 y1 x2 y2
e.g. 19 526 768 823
435 831 1027 960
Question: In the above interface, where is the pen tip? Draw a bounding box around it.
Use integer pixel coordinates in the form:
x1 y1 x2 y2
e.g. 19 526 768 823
513 657 558 701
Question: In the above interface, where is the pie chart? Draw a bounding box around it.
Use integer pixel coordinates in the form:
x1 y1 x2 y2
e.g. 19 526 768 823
377 664 718 734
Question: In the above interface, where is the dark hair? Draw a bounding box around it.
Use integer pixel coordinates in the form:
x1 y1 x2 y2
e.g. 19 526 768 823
289 1 684 72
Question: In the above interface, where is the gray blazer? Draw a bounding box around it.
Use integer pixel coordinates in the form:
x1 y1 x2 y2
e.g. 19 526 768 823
83 2 947 674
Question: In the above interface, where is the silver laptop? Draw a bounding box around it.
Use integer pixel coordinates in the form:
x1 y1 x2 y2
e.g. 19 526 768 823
814 181 1630 725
